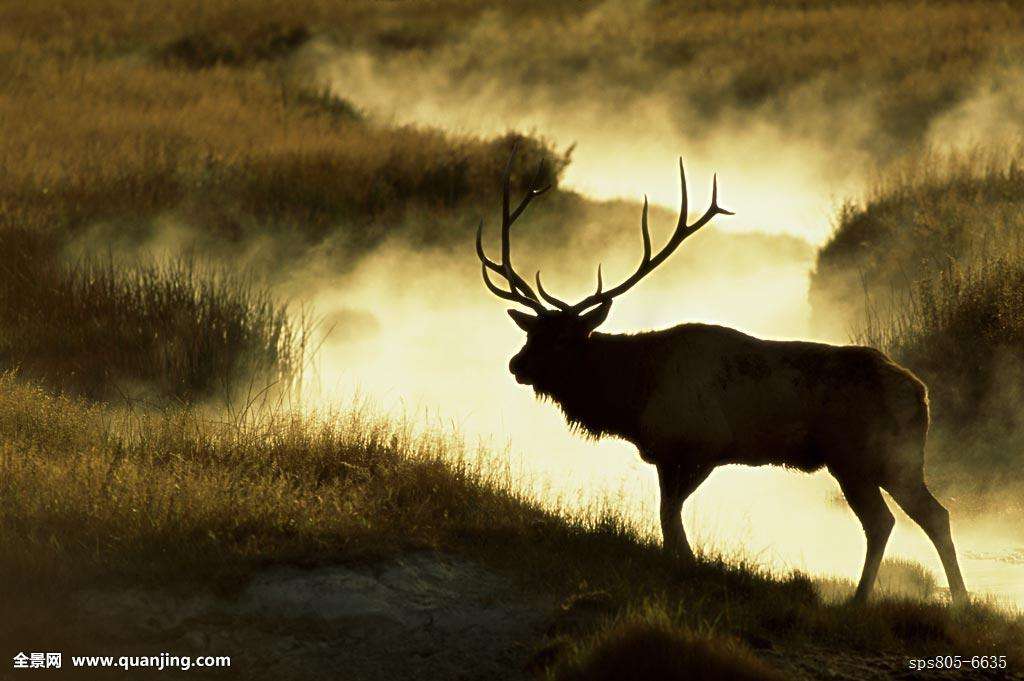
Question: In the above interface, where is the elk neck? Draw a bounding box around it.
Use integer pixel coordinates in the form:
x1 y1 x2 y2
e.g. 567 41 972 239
530 330 665 443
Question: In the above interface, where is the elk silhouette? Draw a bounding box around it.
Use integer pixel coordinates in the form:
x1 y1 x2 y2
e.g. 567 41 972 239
477 151 968 604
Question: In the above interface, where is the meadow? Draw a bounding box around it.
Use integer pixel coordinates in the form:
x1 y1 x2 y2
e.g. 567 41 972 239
5 1 1021 146
4 0 1023 257
3 0 1024 678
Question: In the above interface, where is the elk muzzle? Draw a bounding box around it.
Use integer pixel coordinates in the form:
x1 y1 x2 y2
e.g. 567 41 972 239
509 353 531 384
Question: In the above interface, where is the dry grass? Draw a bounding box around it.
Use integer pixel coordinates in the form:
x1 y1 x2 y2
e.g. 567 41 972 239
816 558 939 603
388 0 1022 152
1 372 1021 672
3 1 1019 116
812 147 1024 333
0 0 480 58
854 257 1024 501
858 258 1024 420
2 0 1020 266
0 372 552 593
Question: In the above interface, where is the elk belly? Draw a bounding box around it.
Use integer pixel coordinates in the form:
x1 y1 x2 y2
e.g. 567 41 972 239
714 367 824 470
636 387 734 463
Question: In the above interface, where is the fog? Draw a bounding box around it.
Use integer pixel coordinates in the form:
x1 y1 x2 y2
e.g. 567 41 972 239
251 28 1024 605
301 42 857 243
924 63 1024 154
291 220 1021 607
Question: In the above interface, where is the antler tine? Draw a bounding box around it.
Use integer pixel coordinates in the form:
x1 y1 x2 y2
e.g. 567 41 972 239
478 144 554 311
497 145 548 301
676 173 735 241
535 261 603 311
534 271 572 310
565 161 733 312
510 160 551 223
476 219 498 269
500 148 514 276
640 196 652 264
478 218 544 307
481 264 547 314
509 184 550 224
675 158 689 234
477 219 524 290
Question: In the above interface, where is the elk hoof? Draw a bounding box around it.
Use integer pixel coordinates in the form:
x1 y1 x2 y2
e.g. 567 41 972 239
663 544 695 566
950 590 971 606
849 590 871 607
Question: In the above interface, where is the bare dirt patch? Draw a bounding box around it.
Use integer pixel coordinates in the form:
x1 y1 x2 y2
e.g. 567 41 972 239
77 552 552 680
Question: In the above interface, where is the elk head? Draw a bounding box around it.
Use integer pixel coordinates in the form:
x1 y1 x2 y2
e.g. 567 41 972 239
477 148 733 388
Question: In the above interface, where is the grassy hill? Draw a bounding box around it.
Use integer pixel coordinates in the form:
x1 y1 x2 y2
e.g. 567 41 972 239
1 372 1021 679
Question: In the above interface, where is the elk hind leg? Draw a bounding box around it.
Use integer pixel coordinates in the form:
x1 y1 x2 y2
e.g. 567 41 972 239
836 474 894 604
885 477 968 602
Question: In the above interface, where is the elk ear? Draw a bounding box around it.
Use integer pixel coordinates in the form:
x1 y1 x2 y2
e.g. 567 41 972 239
507 309 538 332
579 300 611 333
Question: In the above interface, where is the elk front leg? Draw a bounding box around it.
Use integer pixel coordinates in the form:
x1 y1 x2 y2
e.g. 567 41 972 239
656 462 711 563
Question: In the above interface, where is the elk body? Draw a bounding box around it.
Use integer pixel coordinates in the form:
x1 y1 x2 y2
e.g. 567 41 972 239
477 152 968 603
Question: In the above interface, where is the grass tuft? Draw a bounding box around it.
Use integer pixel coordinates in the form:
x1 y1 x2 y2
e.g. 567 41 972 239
548 605 787 681
0 230 304 402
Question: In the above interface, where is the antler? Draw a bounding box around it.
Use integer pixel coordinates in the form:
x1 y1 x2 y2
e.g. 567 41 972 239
536 159 733 313
476 144 551 314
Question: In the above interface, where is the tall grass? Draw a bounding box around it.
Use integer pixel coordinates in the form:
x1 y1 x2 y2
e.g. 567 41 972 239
817 149 1024 503
858 258 1024 422
0 371 600 592
2 0 1019 273
811 147 1024 333
855 258 1024 500
3 1 1020 126
0 228 304 402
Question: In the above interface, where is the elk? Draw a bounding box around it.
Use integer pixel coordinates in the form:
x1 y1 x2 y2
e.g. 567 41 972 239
476 151 968 604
